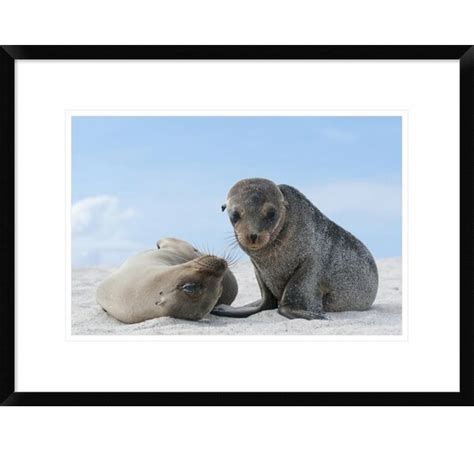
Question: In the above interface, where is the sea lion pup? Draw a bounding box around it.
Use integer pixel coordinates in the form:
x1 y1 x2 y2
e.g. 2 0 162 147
96 238 238 323
212 178 378 320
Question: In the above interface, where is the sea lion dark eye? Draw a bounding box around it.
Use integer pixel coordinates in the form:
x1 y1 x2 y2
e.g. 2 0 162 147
266 209 277 221
230 211 241 224
181 283 202 295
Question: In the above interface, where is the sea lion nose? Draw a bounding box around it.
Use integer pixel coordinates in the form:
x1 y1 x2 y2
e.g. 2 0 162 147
195 255 228 276
212 258 228 275
250 234 258 244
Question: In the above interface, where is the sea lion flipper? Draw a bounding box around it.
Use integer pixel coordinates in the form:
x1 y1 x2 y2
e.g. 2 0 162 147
216 269 239 306
278 305 327 320
278 259 327 320
212 265 279 317
253 264 278 308
211 299 267 318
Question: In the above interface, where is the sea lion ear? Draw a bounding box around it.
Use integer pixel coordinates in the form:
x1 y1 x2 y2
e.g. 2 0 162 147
277 187 289 208
221 203 227 212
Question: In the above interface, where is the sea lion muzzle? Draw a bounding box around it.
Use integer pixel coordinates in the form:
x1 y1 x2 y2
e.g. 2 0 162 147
193 255 228 276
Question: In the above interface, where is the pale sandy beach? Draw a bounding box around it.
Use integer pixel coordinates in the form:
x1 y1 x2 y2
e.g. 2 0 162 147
71 257 402 335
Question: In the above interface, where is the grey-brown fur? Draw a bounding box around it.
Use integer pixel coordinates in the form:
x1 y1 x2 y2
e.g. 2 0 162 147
213 178 378 320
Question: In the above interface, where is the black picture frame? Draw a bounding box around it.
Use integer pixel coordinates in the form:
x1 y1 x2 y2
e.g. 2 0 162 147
0 45 472 406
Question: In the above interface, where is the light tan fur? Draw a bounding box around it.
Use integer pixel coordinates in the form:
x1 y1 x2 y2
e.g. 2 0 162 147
96 238 237 323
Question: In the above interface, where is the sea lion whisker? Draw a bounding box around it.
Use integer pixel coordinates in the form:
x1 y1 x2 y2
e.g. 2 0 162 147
222 249 238 267
222 248 240 267
225 247 239 261
194 259 223 274
225 238 238 249
228 242 240 253
168 252 192 264
226 241 240 251
226 256 240 267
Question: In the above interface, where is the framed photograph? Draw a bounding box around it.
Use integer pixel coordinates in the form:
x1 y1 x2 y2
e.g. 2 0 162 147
0 45 471 405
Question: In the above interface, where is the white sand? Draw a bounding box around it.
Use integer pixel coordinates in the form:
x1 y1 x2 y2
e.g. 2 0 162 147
71 257 401 336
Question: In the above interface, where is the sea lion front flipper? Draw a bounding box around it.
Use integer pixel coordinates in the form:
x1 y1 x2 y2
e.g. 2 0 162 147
278 259 327 320
211 268 277 318
278 306 327 320
253 264 278 309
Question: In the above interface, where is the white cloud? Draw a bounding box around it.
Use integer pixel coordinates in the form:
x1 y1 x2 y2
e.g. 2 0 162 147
304 181 401 219
72 195 135 236
72 196 139 267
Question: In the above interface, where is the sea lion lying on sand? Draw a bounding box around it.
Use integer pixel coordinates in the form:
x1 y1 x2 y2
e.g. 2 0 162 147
97 237 238 323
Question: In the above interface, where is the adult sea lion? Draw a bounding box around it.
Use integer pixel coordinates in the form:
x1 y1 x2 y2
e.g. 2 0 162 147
97 237 238 323
212 178 378 320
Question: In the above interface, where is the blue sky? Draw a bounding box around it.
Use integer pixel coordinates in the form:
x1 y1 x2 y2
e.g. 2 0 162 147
71 116 402 267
